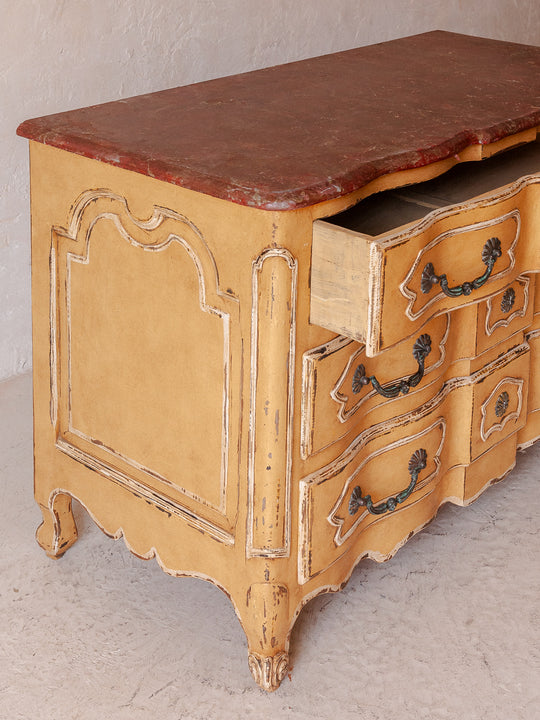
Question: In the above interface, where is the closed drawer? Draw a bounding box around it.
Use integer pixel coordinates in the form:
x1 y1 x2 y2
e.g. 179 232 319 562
518 328 540 448
302 278 534 461
299 339 529 583
299 413 448 583
301 313 451 458
311 143 540 355
470 344 529 458
475 274 534 355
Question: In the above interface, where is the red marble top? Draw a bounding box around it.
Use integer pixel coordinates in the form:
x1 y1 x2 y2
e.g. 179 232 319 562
18 31 540 210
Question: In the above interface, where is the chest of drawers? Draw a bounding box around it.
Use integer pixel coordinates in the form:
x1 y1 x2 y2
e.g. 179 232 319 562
18 31 540 691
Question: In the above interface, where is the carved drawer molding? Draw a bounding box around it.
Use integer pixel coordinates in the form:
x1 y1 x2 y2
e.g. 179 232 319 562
399 209 520 322
479 378 525 443
300 314 450 458
311 172 540 355
483 276 532 336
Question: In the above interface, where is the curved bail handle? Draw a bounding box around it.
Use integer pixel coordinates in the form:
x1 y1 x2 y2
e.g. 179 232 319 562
349 448 428 516
352 334 432 399
421 236 502 298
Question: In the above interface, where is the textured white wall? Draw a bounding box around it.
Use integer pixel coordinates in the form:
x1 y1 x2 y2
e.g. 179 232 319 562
2 0 539 381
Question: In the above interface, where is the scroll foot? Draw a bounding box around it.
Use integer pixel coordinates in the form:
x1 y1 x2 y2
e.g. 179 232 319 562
36 492 78 558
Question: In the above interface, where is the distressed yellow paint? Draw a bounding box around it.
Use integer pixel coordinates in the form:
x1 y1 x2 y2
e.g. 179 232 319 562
28 129 540 693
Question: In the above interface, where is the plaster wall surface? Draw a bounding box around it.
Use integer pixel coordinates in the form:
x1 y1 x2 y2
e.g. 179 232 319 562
2 0 540 380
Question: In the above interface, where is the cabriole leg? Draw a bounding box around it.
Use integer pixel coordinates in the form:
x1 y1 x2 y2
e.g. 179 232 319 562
241 582 292 692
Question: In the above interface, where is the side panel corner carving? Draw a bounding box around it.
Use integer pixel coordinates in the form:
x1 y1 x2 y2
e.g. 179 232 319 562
247 248 297 557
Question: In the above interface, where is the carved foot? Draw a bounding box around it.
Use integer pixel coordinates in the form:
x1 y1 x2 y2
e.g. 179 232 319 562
248 650 289 692
240 582 293 691
36 492 78 558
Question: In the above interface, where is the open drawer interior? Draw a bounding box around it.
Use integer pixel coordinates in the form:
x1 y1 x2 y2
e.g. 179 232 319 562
311 138 540 355
327 138 540 237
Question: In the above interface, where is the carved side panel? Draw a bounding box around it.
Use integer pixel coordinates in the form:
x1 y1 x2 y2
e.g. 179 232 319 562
51 190 241 543
247 249 297 557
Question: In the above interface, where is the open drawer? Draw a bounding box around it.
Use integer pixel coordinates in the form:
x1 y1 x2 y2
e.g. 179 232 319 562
310 139 540 355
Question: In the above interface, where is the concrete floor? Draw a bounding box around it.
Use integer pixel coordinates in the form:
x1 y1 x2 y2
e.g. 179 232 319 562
0 371 539 720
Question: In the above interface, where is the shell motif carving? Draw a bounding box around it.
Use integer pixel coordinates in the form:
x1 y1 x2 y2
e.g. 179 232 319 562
408 447 428 475
248 651 289 692
481 236 503 265
500 287 516 314
495 391 510 418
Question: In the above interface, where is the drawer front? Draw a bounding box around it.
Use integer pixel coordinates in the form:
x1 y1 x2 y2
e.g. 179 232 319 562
475 275 534 355
396 209 518 324
471 345 530 458
518 328 540 448
299 340 529 583
301 313 451 458
302 275 533 461
535 285 540 315
299 414 447 583
311 175 539 355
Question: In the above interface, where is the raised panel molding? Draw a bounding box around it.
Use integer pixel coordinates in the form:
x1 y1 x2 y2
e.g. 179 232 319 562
484 275 531 335
480 377 525 442
50 189 240 543
247 248 297 557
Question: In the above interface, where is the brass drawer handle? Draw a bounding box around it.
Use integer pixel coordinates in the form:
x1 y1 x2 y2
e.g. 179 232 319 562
352 334 431 398
421 236 502 297
349 448 428 516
